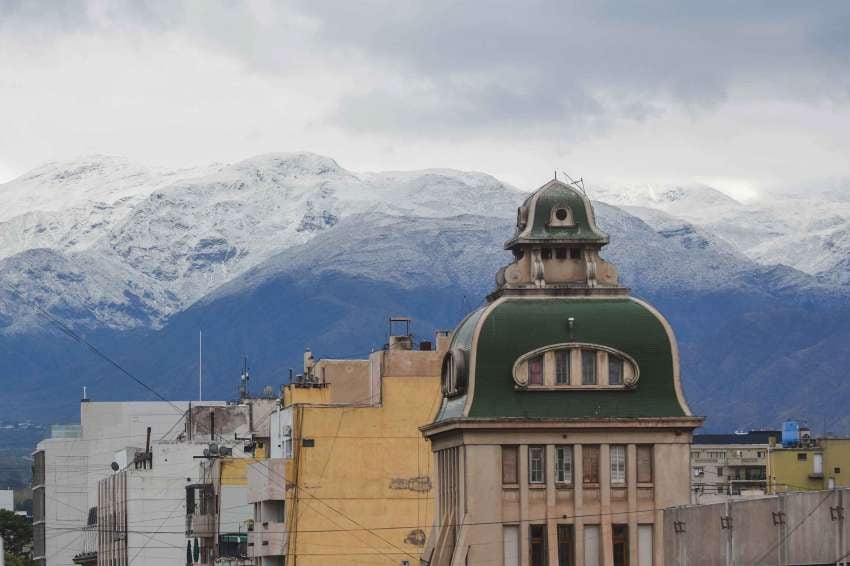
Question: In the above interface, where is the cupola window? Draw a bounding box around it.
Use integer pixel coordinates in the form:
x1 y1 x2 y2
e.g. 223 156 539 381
581 350 597 385
513 344 639 390
441 349 468 397
548 203 575 227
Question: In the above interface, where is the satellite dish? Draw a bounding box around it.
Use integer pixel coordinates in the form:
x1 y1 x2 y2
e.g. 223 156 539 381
111 462 119 471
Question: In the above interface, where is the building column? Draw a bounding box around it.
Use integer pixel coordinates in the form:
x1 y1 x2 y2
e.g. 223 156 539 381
520 444 530 566
601 444 613 566
574 444 585 566
547 445 558 566
627 444 638 566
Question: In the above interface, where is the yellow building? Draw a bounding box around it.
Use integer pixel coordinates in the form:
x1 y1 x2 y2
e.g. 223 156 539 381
247 327 450 566
769 437 850 493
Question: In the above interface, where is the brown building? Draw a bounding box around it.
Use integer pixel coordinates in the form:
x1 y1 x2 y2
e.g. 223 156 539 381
421 179 703 566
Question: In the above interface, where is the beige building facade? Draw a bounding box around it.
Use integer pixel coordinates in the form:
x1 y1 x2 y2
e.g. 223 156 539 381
422 180 703 566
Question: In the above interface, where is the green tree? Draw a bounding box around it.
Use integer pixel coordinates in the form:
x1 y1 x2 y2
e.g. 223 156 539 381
0 509 31 555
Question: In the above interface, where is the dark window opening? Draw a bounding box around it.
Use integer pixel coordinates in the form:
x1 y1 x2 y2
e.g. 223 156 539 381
541 248 553 260
557 525 574 566
514 249 525 260
836 467 841 474
302 438 316 447
797 453 808 461
555 247 568 260
555 208 568 221
612 525 629 566
530 524 547 566
569 248 582 260
581 350 597 385
608 355 624 385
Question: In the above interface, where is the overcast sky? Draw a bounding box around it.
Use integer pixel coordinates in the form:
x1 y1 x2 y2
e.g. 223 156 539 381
1 1 849 198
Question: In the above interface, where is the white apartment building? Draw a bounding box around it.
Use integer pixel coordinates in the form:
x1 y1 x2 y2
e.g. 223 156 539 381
31 400 219 566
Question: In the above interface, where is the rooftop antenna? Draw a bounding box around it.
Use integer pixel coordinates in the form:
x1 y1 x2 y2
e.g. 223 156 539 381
561 171 588 196
239 355 250 400
198 330 203 402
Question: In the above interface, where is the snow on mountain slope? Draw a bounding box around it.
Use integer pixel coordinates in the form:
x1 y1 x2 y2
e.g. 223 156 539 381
0 152 523 331
592 183 850 283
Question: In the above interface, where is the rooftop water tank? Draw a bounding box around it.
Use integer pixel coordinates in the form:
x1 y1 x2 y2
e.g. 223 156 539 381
782 420 800 448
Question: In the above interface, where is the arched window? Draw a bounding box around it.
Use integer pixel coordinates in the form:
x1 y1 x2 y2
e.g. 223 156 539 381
513 343 638 389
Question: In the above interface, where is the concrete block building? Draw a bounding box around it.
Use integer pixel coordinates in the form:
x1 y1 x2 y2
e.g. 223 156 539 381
421 179 703 566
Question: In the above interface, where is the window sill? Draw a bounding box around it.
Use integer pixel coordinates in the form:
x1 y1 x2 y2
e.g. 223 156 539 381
555 483 574 490
528 483 547 489
583 482 600 488
502 484 520 490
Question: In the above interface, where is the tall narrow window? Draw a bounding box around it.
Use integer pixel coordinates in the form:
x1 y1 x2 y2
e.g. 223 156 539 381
610 445 626 484
612 525 629 566
502 446 518 484
556 247 568 260
555 446 573 484
608 355 624 385
529 446 545 484
557 525 575 566
570 248 582 260
583 445 600 484
637 445 653 483
503 525 519 566
556 351 570 384
530 524 547 566
581 350 597 385
529 355 544 385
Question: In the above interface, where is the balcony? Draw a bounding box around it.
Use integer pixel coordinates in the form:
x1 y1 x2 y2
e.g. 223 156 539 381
248 521 287 558
72 524 97 565
186 512 215 538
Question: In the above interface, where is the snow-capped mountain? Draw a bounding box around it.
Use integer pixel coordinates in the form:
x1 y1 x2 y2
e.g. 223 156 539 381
2 152 850 433
591 182 850 285
0 153 521 331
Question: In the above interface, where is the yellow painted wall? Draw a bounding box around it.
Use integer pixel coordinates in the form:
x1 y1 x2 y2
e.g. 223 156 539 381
770 439 850 493
286 374 441 566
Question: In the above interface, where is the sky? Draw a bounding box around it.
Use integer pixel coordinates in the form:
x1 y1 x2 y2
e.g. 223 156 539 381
1 1 850 199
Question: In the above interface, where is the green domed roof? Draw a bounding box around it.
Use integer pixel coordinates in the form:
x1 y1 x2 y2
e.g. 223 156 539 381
505 179 609 249
434 296 692 422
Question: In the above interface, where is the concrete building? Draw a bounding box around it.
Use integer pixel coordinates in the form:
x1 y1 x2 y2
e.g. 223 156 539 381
246 328 449 566
690 431 778 504
769 436 850 494
98 398 276 566
32 400 202 566
421 179 703 566
663 487 850 565
0 489 13 512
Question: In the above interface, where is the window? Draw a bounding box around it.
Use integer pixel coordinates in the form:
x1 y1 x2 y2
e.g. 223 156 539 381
530 524 548 566
583 445 600 484
555 208 569 221
610 445 626 484
556 247 567 260
608 355 624 385
570 247 582 260
557 525 575 566
836 467 841 474
529 355 544 385
612 525 629 566
542 248 553 260
556 351 570 384
529 446 545 484
637 446 653 483
581 350 597 384
556 446 573 484
503 525 519 566
502 446 518 484
797 453 808 461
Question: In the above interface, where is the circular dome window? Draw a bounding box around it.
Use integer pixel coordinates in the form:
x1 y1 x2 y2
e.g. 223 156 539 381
555 208 568 221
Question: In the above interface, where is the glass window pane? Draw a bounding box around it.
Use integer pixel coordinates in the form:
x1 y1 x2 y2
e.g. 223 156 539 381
582 350 597 385
529 356 544 385
556 351 570 384
529 446 545 484
556 446 573 484
611 445 626 484
609 355 624 385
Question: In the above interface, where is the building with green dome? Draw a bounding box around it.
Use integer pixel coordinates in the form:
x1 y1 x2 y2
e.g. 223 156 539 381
421 179 703 566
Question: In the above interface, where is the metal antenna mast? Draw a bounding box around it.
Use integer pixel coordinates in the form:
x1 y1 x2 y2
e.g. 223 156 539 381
198 330 203 401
